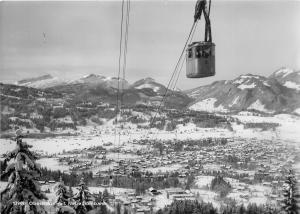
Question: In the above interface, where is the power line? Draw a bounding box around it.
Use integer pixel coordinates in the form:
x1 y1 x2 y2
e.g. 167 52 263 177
147 21 198 138
114 0 131 185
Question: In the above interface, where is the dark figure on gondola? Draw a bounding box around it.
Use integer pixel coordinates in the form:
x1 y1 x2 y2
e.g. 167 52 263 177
194 0 212 42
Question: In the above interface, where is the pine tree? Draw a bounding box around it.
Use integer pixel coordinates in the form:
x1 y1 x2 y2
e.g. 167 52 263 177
68 185 73 198
54 177 70 205
95 191 103 204
0 133 48 214
238 204 246 214
156 209 163 214
192 207 200 214
95 204 107 214
73 177 94 214
124 208 129 214
116 203 121 214
102 188 109 204
282 170 300 214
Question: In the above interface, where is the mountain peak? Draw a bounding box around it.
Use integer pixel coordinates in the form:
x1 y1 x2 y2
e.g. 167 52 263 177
132 77 155 86
270 67 300 91
237 74 265 79
187 68 300 114
16 74 65 89
141 77 155 83
232 73 266 87
17 74 54 85
81 74 106 80
271 67 295 78
132 77 166 93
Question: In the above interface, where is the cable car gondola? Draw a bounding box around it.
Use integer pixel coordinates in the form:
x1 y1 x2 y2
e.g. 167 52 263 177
186 0 215 78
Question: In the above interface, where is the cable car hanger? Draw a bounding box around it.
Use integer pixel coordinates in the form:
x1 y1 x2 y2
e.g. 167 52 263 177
186 0 215 78
194 0 212 42
147 0 215 134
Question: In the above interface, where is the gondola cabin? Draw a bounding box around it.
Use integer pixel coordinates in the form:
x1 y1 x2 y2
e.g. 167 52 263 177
186 41 215 78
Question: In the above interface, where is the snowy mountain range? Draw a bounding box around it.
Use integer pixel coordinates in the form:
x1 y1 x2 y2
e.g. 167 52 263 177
15 73 190 108
269 67 300 91
186 67 300 114
17 74 130 90
131 77 167 94
16 74 66 89
16 74 175 95
11 67 300 114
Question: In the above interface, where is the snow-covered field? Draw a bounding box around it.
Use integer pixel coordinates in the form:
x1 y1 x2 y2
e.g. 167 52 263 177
195 175 214 188
145 164 182 173
194 175 277 208
247 100 275 113
37 158 69 171
1 113 299 174
0 125 232 156
154 192 173 210
189 98 228 113
284 81 300 91
233 113 300 142
1 112 299 207
191 189 219 208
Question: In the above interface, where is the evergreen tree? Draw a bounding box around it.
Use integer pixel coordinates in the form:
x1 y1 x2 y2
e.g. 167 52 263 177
95 204 107 214
54 177 76 214
156 209 163 214
210 174 231 197
0 132 47 214
238 204 246 214
68 185 73 198
124 208 129 214
282 170 299 214
73 177 94 214
54 177 70 205
102 189 109 204
185 175 195 190
192 206 200 214
116 203 121 214
95 191 103 204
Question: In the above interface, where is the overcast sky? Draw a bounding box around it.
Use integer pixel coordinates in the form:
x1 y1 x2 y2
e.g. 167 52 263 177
0 0 299 89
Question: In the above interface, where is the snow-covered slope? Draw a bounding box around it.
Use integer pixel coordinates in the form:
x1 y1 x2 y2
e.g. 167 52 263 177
269 67 300 91
189 98 228 113
130 77 191 108
186 69 300 114
68 74 130 89
17 74 66 89
17 74 130 90
13 68 300 114
131 77 167 94
13 74 191 109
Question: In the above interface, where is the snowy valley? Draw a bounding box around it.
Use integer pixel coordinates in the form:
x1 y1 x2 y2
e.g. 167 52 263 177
1 67 300 213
